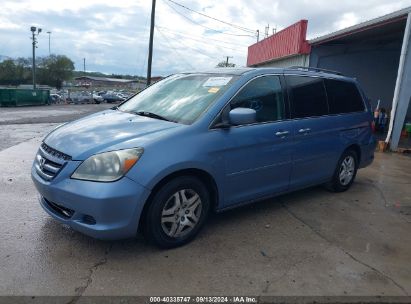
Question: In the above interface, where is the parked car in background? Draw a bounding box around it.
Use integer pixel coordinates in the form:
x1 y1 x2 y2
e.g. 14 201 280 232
102 92 125 103
69 92 93 104
32 67 376 248
92 93 104 104
50 94 62 104
117 93 127 100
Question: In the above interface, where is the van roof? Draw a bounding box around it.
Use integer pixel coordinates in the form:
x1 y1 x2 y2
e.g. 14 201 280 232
190 67 353 81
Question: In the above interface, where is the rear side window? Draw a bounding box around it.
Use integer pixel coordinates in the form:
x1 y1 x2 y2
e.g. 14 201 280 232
286 76 328 118
230 75 285 123
324 79 365 114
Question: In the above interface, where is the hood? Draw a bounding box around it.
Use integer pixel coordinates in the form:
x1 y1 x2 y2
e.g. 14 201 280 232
44 110 181 160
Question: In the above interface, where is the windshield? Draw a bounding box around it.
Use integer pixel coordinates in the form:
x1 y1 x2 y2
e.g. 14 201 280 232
118 74 238 124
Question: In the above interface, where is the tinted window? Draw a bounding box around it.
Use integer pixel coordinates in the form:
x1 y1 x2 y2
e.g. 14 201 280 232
324 79 365 114
286 76 328 118
230 75 285 123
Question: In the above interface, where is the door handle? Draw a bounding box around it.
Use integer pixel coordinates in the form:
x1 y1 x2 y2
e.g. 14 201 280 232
298 128 311 134
275 130 289 137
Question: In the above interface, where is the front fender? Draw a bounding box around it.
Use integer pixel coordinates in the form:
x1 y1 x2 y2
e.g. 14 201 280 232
127 160 224 208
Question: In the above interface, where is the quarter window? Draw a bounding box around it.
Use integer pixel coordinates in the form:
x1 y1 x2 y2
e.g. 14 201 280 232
324 79 365 114
230 75 285 123
286 76 328 118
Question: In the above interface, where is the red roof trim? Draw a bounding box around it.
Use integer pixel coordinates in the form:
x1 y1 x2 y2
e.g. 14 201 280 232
247 20 311 67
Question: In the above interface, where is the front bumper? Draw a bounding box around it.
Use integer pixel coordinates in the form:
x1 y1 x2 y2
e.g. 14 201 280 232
31 163 151 240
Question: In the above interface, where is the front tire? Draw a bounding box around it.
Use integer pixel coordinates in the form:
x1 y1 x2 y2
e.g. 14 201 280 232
326 149 358 192
143 176 210 248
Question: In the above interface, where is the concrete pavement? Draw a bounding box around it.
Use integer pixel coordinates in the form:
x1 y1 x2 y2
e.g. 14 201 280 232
0 104 112 150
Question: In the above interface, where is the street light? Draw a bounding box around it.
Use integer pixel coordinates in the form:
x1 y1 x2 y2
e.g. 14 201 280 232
30 26 42 89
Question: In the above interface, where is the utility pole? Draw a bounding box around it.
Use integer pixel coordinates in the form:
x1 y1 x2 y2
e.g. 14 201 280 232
225 56 233 67
146 0 156 86
30 26 42 90
47 31 51 55
256 29 260 42
83 58 86 74
31 29 35 89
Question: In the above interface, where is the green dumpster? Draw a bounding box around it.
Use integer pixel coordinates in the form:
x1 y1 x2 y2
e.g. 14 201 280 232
0 88 50 107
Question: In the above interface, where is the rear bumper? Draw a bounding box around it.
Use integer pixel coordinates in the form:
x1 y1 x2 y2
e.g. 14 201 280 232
359 136 377 168
32 165 151 240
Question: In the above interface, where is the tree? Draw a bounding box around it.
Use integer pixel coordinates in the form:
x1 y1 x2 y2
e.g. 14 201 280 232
14 57 32 84
0 58 34 85
0 60 18 85
0 55 74 88
37 55 74 89
216 61 236 68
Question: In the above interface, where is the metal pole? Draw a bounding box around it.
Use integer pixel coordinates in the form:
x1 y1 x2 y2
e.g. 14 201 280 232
225 56 233 67
83 58 86 74
146 0 156 86
32 31 36 90
47 31 51 55
385 12 411 150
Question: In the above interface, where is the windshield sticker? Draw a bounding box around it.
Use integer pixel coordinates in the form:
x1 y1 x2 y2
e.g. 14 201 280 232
203 77 232 87
208 87 220 93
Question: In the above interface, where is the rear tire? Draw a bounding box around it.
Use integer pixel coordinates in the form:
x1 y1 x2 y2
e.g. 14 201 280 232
326 149 358 192
143 176 210 248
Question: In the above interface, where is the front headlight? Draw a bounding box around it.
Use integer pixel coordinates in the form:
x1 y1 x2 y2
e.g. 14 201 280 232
71 148 144 182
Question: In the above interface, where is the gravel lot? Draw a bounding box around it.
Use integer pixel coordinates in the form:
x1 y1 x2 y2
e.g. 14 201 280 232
0 104 410 300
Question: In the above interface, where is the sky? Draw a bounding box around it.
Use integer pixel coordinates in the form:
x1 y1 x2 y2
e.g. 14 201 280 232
0 0 410 76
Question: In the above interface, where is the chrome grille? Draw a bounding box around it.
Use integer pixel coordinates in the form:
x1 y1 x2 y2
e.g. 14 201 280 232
35 143 71 181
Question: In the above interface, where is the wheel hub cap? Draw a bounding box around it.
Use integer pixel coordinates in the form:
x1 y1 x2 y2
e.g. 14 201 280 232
161 189 202 238
339 155 355 186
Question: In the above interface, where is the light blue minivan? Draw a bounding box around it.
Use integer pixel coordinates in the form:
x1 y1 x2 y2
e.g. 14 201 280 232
32 67 376 248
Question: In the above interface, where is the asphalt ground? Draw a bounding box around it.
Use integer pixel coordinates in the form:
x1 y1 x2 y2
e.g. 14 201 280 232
0 104 410 301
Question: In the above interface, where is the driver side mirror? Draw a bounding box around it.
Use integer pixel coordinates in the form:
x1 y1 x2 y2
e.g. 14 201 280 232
229 107 257 125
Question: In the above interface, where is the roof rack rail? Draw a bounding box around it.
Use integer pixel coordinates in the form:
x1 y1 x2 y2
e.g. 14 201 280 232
288 66 344 76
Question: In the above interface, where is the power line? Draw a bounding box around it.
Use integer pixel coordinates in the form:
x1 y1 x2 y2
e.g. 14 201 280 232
155 26 196 70
156 26 249 48
166 0 255 34
174 35 242 53
156 26 215 60
157 26 224 61
156 26 246 53
162 0 255 38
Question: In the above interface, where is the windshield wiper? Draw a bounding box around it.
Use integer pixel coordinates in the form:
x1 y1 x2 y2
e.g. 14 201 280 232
133 111 173 122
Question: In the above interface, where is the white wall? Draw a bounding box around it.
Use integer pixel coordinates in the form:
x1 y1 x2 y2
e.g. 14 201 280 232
254 55 309 68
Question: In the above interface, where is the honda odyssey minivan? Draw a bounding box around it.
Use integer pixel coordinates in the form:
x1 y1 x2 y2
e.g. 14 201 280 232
32 67 376 248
